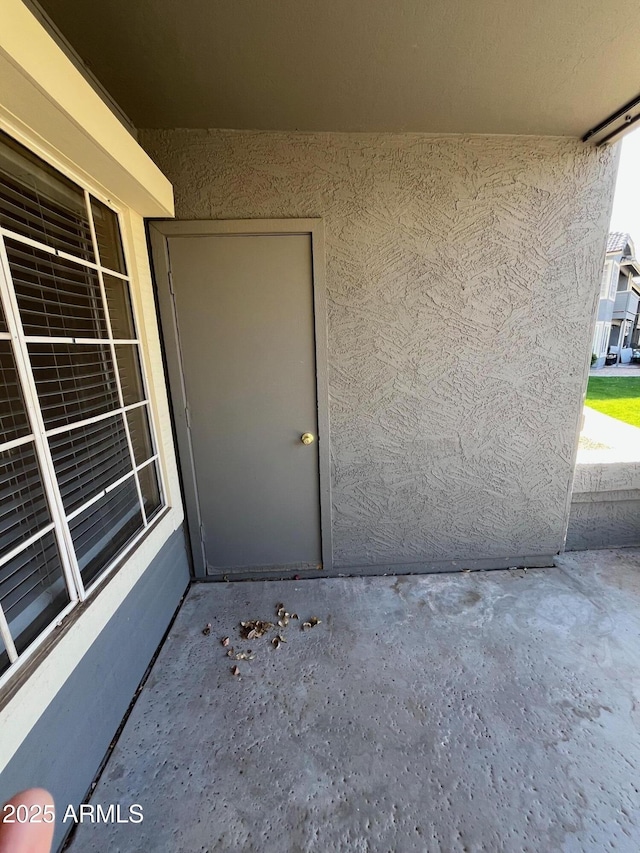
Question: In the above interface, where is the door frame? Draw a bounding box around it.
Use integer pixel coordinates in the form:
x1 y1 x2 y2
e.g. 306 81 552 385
148 218 333 578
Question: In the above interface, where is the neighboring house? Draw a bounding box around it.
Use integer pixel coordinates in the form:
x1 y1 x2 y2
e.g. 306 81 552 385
0 0 638 848
592 231 640 367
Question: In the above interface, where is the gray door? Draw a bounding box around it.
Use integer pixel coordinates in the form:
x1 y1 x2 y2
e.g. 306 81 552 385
165 233 322 575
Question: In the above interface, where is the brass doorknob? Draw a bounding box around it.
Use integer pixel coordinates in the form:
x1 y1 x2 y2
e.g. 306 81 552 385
301 433 315 445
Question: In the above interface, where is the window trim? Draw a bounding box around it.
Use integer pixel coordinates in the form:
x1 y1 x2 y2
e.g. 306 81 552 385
0 137 167 689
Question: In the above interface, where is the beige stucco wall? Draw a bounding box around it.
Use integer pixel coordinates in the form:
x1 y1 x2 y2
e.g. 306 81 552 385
141 129 617 569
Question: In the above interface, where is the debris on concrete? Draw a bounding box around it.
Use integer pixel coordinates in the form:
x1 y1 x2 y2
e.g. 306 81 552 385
231 665 240 676
226 647 255 661
234 650 255 661
202 623 212 636
226 605 324 672
239 620 274 640
276 603 299 628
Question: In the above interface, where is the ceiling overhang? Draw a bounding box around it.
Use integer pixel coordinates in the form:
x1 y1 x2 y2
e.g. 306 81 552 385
0 0 173 216
25 0 640 139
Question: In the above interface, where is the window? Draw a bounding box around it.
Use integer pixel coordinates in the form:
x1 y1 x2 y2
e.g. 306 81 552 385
594 322 611 357
600 261 612 300
0 131 164 680
617 270 630 293
609 265 620 301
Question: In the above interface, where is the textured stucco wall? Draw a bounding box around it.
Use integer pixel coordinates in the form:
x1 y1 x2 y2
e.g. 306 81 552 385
141 130 617 569
567 495 640 550
567 461 640 550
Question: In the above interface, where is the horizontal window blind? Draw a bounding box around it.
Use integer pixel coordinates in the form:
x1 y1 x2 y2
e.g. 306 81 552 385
115 344 145 406
49 415 132 516
7 240 108 339
104 274 135 340
138 461 163 520
0 341 30 443
90 198 127 275
0 135 94 261
0 129 165 682
0 531 69 660
126 405 154 467
70 478 143 586
0 444 50 555
28 343 120 430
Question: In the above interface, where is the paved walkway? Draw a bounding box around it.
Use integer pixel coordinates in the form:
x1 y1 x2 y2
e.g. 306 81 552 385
578 406 640 462
590 365 640 377
68 550 640 852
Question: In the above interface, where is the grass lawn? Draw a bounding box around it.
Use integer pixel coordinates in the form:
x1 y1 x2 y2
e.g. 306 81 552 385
585 377 640 428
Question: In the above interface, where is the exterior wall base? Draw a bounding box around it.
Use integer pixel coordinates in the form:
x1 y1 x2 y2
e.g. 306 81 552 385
567 460 640 550
566 491 640 550
0 527 190 852
202 554 556 581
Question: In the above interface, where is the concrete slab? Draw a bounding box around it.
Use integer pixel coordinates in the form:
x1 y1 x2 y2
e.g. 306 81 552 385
67 551 640 853
589 365 640 377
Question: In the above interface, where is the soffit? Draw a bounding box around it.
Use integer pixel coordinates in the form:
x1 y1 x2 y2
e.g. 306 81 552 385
36 0 640 136
0 0 173 216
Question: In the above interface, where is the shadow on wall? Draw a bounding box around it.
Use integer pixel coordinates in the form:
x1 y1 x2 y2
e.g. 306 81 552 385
568 458 640 550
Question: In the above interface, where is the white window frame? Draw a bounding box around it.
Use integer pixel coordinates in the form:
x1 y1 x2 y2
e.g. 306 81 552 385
0 139 167 689
600 260 613 300
609 262 620 301
591 321 605 357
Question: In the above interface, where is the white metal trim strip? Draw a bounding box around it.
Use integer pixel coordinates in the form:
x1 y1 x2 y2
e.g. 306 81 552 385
0 522 56 571
65 467 136 522
24 336 139 345
43 399 147 439
0 604 18 664
0 225 132 281
0 433 35 453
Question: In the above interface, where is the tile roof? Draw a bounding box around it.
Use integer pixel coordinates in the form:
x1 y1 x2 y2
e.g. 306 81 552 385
607 232 632 254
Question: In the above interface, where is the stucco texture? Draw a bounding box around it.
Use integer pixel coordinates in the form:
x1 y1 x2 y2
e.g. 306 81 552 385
141 130 617 569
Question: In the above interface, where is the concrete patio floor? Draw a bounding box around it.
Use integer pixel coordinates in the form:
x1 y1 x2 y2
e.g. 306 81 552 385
67 550 640 853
